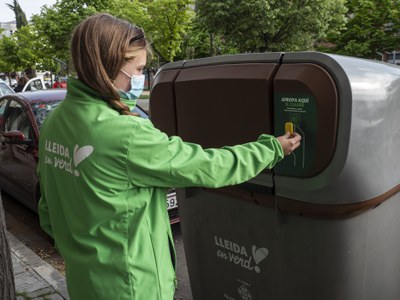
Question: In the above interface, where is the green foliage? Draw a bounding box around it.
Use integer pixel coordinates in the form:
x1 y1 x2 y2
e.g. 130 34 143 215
322 0 400 58
31 0 101 73
6 0 28 29
0 35 19 73
107 0 149 27
145 0 194 62
105 0 195 63
195 0 347 53
178 19 212 59
0 25 49 76
13 26 41 70
29 0 194 72
179 17 238 59
9 0 399 75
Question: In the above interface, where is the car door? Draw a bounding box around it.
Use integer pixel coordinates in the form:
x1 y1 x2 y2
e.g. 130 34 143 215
23 78 45 92
0 97 12 190
0 97 37 210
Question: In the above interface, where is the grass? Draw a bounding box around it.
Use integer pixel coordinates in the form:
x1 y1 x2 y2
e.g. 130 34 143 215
139 94 150 100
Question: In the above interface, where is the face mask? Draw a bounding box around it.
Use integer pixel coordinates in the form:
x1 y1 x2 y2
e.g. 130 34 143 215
119 70 145 105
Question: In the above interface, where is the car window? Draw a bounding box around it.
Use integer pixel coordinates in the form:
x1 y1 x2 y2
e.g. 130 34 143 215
31 100 61 129
0 83 15 96
3 100 33 139
25 79 44 91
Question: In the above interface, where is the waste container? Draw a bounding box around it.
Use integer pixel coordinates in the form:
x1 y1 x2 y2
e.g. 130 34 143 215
150 52 400 300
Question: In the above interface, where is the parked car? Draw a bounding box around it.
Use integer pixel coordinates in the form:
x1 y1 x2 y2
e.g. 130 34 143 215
0 77 46 95
0 78 15 96
22 77 46 92
0 89 179 224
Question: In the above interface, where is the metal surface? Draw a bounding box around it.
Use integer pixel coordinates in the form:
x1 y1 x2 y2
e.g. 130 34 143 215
151 52 400 300
180 188 400 300
275 53 400 204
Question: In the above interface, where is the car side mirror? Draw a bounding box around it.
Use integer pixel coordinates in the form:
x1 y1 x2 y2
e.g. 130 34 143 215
1 130 33 145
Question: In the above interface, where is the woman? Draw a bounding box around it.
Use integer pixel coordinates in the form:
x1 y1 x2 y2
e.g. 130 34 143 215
13 76 28 92
38 13 301 300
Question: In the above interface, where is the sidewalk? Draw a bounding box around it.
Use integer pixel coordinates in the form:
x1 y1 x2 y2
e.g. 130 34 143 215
7 231 69 300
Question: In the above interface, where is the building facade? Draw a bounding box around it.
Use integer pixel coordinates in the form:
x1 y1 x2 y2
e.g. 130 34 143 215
0 21 17 37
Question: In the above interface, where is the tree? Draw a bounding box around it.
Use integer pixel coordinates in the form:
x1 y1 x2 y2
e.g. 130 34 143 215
321 0 400 58
0 193 16 300
108 0 195 63
179 17 238 59
31 0 105 74
6 0 28 29
0 35 20 85
32 0 144 73
0 25 44 80
145 0 194 62
107 0 149 27
29 0 194 73
195 0 347 53
14 25 43 78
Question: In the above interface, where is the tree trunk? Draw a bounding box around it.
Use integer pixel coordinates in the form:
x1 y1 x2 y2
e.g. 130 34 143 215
209 32 214 56
0 192 16 300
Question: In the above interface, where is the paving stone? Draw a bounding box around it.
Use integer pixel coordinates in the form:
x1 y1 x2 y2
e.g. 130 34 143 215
47 293 65 300
7 231 70 299
27 286 56 298
14 270 49 294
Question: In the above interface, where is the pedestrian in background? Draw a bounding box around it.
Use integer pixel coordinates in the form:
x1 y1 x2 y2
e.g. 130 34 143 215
13 76 28 93
52 78 63 88
9 72 18 88
37 13 301 300
59 78 67 88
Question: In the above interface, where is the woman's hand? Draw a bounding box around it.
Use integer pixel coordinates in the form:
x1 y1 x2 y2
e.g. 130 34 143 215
277 132 302 155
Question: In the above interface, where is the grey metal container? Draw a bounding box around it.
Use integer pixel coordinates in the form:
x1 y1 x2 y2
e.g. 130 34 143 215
151 52 400 300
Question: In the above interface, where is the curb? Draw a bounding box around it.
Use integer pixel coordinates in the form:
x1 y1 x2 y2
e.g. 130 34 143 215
7 231 69 299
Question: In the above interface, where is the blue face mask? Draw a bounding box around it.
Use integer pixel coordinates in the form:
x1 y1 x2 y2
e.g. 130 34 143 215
119 70 145 110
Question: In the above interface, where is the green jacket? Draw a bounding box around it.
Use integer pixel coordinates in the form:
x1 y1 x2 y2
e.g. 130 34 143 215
38 77 284 300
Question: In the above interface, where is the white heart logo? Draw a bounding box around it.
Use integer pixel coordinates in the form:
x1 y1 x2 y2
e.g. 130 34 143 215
252 245 269 264
73 145 94 176
252 245 269 274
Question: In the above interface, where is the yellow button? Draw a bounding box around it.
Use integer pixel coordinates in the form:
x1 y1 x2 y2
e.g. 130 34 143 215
285 122 294 134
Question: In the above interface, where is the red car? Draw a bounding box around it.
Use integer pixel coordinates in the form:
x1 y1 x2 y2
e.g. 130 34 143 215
0 89 179 224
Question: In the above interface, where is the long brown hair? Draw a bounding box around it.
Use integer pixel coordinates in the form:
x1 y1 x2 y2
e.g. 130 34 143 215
71 13 148 115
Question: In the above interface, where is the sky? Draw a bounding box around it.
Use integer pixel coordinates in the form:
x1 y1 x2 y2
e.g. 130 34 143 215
0 0 57 23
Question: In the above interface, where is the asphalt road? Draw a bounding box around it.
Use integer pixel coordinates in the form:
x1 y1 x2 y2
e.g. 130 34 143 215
137 98 150 113
2 191 193 300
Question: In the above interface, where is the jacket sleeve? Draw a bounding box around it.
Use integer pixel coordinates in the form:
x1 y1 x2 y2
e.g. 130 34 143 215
37 177 54 239
126 120 284 188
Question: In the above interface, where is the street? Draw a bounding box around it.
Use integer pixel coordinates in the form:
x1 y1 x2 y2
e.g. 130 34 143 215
137 97 150 112
2 190 193 300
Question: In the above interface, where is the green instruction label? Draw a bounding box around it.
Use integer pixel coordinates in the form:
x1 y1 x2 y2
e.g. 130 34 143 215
274 94 317 177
